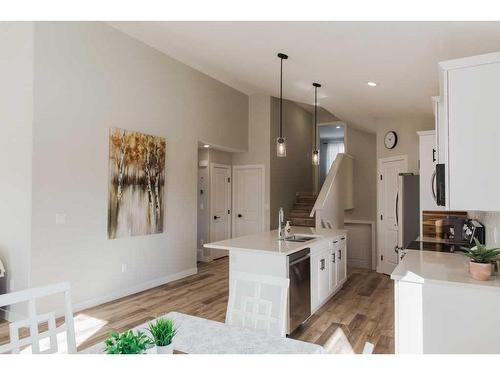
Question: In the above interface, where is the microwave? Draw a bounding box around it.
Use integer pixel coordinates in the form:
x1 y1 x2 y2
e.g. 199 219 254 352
436 163 446 207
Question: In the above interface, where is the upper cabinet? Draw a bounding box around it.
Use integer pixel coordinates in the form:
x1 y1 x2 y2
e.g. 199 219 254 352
437 52 500 211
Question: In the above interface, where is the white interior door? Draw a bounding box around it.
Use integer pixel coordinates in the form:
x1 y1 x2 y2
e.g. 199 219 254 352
210 163 231 259
378 155 408 275
232 165 265 238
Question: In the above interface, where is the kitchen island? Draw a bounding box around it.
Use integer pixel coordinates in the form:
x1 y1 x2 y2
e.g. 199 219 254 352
392 249 500 354
204 226 348 335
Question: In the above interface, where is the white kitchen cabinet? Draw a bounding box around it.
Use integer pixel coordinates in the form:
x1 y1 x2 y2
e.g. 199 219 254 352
310 235 348 313
438 51 500 211
393 250 500 353
336 237 347 285
329 242 339 293
418 130 441 211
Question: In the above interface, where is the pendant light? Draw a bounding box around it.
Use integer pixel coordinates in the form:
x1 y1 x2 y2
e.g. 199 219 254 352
276 53 288 157
312 82 321 165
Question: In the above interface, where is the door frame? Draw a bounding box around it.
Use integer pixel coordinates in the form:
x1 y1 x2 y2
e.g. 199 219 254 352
209 163 232 244
377 154 408 274
231 164 266 237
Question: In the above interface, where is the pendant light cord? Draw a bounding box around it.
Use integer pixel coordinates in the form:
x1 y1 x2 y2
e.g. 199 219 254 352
279 56 283 138
314 85 317 149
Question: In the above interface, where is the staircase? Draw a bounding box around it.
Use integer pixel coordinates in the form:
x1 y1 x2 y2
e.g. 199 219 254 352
286 192 317 227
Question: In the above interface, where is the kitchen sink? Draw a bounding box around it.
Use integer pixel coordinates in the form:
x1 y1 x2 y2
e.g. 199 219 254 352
284 235 317 243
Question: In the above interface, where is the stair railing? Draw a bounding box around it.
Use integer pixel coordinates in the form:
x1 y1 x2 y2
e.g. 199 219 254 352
310 153 354 230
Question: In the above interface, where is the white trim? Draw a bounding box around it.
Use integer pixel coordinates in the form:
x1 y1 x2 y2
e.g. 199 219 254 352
344 219 376 270
416 130 435 137
72 267 198 313
231 164 266 237
439 51 500 71
376 155 408 274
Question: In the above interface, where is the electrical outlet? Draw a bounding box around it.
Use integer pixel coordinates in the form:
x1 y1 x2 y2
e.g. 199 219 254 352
121 263 127 273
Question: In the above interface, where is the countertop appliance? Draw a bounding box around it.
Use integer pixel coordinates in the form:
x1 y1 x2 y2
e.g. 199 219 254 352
463 219 486 245
395 174 420 254
287 247 311 334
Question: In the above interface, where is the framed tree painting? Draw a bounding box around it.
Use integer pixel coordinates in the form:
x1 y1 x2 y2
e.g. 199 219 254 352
108 128 166 239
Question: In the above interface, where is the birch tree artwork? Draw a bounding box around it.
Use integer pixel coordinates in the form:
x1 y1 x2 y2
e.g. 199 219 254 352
108 128 166 239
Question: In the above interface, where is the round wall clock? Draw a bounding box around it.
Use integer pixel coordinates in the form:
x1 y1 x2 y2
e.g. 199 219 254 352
384 131 398 149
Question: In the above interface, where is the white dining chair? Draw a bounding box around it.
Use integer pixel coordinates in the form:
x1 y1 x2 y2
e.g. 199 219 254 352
226 271 289 337
0 282 76 354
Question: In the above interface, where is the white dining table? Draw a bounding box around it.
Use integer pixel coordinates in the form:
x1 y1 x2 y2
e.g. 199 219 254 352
81 311 326 354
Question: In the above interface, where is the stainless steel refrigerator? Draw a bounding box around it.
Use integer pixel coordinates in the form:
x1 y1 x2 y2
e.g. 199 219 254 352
395 173 420 253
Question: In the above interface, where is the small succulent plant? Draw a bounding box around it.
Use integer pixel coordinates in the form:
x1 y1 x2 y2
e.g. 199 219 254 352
459 238 500 264
104 330 152 354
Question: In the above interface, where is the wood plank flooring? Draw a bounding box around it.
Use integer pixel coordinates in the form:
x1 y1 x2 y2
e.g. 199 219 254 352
0 257 394 354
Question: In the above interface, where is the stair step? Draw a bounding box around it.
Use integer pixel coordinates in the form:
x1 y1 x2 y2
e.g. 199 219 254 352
293 203 314 210
296 196 316 204
296 191 317 198
288 210 312 218
288 217 316 227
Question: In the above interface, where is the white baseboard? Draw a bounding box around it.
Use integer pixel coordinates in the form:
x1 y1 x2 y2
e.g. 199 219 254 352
72 267 198 314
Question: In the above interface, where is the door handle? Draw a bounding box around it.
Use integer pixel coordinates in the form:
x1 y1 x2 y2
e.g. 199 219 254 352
237 214 243 218
213 215 220 220
431 171 437 202
395 192 399 227
432 148 436 163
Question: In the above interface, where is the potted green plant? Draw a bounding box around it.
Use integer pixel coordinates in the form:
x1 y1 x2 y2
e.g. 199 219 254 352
459 238 500 281
147 318 177 354
104 330 152 354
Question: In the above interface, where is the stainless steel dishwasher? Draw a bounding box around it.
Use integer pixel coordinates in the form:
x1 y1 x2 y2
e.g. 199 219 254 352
287 248 311 334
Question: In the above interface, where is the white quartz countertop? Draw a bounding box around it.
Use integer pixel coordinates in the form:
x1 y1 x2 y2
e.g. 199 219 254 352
391 249 500 290
204 227 347 256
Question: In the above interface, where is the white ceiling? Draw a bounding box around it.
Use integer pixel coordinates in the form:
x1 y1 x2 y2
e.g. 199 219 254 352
109 21 500 133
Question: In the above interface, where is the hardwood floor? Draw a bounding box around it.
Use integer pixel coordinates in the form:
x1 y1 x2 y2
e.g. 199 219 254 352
0 258 394 354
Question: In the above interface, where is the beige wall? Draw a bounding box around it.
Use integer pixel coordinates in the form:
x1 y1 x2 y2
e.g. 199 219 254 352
0 23 33 303
376 117 434 173
29 22 248 311
345 126 377 221
0 22 33 304
232 94 271 230
270 98 313 228
209 149 232 166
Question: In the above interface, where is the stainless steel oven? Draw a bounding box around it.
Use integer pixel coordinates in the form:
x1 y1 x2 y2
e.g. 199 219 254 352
287 248 311 334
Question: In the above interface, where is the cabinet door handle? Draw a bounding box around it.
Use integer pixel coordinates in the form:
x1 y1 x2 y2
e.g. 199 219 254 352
213 215 220 220
333 240 338 244
338 249 342 260
320 258 325 270
237 214 243 218
432 148 436 163
332 253 336 263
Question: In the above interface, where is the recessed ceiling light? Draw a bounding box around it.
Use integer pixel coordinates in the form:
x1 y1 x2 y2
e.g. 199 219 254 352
203 144 210 148
367 81 378 87
336 126 341 129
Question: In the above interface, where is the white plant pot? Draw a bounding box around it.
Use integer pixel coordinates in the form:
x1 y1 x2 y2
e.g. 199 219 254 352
156 343 174 354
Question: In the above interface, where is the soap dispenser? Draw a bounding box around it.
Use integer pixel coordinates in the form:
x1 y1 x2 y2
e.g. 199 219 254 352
285 220 292 236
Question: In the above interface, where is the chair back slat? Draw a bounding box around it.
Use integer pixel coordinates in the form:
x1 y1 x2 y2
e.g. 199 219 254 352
0 282 76 354
226 271 289 337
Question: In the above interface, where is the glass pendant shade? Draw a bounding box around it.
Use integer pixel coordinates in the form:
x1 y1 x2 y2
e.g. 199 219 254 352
312 149 320 165
276 137 287 157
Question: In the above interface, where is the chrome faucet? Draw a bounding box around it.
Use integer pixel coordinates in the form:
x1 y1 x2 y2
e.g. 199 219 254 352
278 207 285 240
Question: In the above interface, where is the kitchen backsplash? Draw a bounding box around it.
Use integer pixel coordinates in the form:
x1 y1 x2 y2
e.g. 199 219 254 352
467 211 500 247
